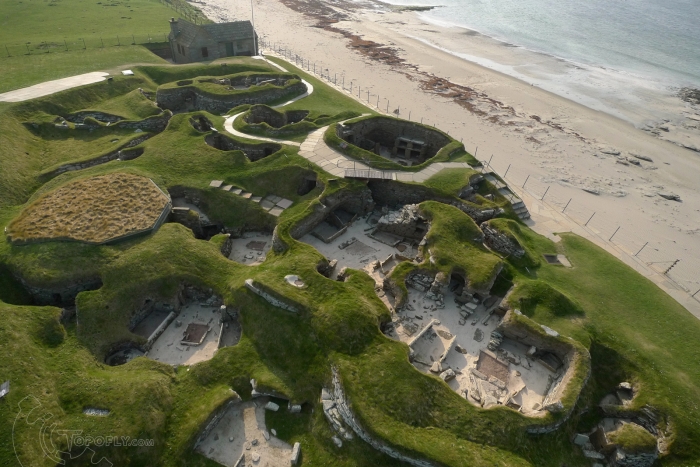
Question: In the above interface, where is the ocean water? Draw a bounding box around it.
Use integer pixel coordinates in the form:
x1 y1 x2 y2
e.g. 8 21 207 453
379 0 700 123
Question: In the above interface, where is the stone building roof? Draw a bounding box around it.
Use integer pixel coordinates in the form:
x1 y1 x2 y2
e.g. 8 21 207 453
169 18 255 46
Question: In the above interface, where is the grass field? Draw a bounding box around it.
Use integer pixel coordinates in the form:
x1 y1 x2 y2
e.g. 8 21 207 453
1 40 700 467
0 0 207 93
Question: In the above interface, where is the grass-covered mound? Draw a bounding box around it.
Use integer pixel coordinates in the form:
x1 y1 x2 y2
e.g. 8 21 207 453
156 72 307 114
233 104 361 142
419 201 503 291
7 173 170 245
607 423 658 454
2 55 700 467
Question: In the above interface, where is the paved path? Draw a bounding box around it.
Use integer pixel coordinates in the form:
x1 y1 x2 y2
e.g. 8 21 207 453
298 126 472 181
0 72 110 102
224 113 302 147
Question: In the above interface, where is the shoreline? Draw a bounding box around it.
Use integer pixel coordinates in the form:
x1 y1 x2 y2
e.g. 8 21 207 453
199 0 700 312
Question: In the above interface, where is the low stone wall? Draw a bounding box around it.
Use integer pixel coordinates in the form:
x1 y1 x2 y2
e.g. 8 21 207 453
367 180 495 224
112 111 172 133
156 80 307 114
329 367 436 467
65 111 123 124
376 204 428 240
245 105 309 128
12 274 103 306
171 207 204 238
244 279 301 313
204 132 281 162
220 234 233 257
482 222 525 258
289 187 374 240
145 311 176 350
193 396 241 449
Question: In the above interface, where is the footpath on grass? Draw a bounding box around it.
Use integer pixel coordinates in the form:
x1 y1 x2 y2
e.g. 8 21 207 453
0 72 110 102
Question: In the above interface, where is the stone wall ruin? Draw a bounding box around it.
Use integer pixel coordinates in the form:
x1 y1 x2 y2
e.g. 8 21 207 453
245 105 309 128
337 117 451 164
156 78 307 114
204 132 281 161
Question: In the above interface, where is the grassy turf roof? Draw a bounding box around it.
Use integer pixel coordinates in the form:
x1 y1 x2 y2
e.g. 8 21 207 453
7 173 170 245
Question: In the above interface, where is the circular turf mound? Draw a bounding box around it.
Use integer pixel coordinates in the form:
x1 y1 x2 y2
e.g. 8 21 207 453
7 173 171 245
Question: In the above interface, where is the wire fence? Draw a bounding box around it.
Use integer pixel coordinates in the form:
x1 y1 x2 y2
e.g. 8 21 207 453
261 40 700 304
1 34 170 57
481 157 700 301
261 40 449 128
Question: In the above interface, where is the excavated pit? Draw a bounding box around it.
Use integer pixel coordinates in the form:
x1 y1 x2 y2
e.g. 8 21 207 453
337 117 451 166
228 232 273 266
245 105 310 128
190 114 214 132
205 133 281 162
386 284 558 415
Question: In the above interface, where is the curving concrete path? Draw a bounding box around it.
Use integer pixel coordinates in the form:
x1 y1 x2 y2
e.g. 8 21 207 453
224 113 302 147
297 126 472 181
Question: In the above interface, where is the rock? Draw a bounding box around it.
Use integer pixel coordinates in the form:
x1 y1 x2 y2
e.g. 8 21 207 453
251 452 260 462
321 388 332 401
322 400 336 411
600 148 620 155
618 381 632 391
229 437 234 442
251 439 258 446
573 433 590 446
263 431 270 440
583 449 605 460
439 368 456 382
430 362 442 373
271 429 277 436
544 400 565 412
332 436 343 448
631 153 653 162
264 401 279 412
291 442 301 465
658 191 681 201
582 187 600 195
289 403 302 413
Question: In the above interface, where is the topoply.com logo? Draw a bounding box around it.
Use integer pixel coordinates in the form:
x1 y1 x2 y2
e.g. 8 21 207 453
72 435 154 448
12 395 153 466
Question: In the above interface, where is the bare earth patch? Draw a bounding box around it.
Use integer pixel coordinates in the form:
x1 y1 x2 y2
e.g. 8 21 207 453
7 173 170 244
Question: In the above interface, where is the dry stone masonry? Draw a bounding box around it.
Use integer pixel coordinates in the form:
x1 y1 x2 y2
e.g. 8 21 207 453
325 367 437 467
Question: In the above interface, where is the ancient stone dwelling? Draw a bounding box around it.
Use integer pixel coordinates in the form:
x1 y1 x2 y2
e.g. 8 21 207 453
168 18 258 63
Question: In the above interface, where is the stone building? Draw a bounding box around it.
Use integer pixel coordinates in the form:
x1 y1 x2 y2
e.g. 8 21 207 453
168 18 258 64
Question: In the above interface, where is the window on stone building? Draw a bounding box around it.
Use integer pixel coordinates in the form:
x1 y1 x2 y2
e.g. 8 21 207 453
201 46 208 58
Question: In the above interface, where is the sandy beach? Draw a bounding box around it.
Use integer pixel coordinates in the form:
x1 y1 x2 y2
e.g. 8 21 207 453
196 0 700 311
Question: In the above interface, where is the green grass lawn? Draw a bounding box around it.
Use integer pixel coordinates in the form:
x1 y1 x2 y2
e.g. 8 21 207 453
2 54 700 467
0 0 209 93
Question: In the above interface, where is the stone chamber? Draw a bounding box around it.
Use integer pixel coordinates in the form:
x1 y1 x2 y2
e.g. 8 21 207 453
337 116 452 166
204 132 282 162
